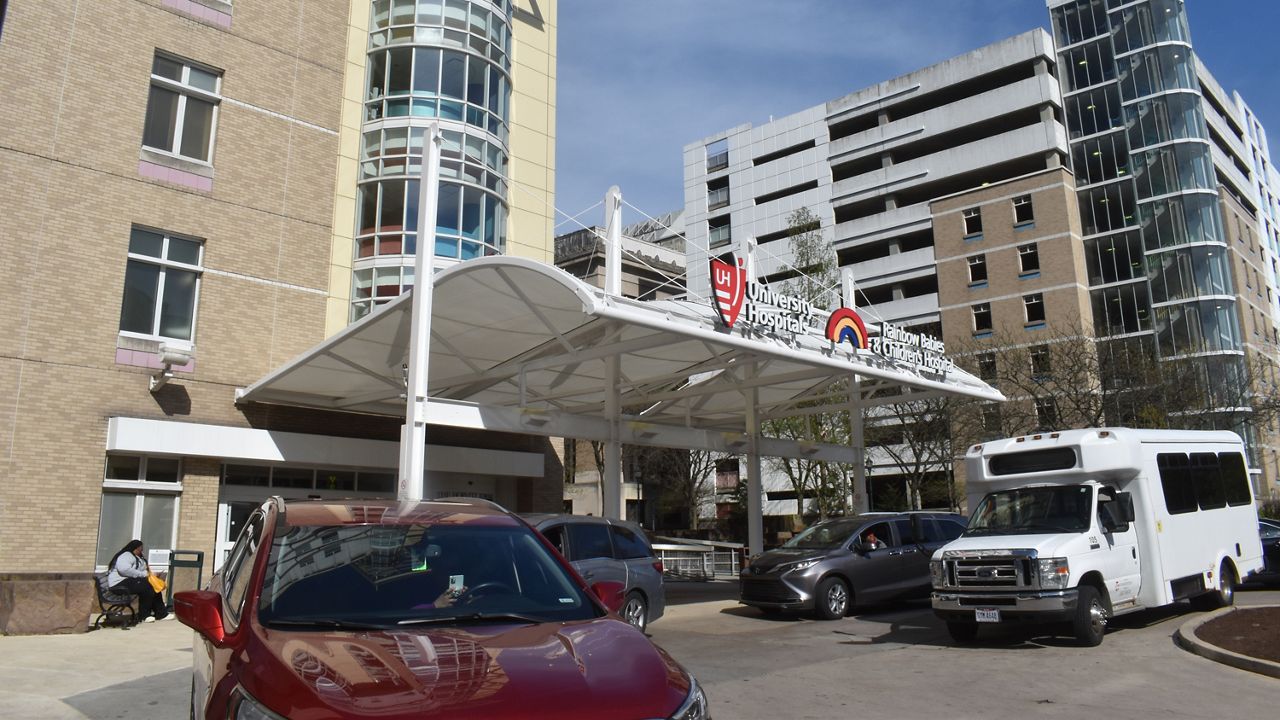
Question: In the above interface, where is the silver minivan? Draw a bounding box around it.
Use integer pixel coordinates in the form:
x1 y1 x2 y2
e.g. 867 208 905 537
523 514 666 631
740 512 967 620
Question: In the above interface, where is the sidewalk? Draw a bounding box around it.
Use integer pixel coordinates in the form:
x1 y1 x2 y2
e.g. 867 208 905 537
0 620 193 719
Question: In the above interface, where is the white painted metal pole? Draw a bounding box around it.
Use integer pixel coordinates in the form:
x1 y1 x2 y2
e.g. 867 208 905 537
841 268 868 513
602 354 623 519
604 186 622 297
398 122 444 502
850 381 868 514
745 386 764 557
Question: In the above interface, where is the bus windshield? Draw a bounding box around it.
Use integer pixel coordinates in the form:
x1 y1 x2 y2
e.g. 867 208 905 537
966 485 1093 536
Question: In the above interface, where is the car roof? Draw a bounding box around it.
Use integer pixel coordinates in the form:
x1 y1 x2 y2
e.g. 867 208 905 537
521 513 642 530
278 498 521 528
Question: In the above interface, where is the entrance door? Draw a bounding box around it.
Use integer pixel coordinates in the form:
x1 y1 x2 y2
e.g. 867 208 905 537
213 501 258 572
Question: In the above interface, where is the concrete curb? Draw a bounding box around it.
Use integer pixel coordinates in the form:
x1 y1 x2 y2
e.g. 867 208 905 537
1174 605 1280 679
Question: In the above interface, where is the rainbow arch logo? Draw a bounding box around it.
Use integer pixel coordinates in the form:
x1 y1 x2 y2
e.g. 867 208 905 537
826 308 869 350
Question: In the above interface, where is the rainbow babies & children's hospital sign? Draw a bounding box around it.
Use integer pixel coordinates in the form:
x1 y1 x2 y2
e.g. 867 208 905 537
711 255 954 375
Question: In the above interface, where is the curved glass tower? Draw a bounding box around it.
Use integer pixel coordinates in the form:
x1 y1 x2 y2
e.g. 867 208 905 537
352 0 513 320
1051 0 1244 409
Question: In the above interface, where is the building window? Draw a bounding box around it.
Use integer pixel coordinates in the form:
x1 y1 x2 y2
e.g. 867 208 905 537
1024 293 1045 324
1035 398 1059 430
972 303 992 333
982 403 1001 435
142 53 222 163
1019 243 1040 274
708 215 731 248
976 352 997 381
95 454 183 568
119 227 203 343
707 176 730 211
1030 345 1051 376
706 138 729 173
963 208 983 237
968 254 988 284
1013 195 1034 225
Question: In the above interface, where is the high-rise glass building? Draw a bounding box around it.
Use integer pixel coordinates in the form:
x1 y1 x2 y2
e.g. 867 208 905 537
1048 0 1249 419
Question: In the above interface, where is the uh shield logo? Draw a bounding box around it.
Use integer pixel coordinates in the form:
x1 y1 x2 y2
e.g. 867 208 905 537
710 257 747 328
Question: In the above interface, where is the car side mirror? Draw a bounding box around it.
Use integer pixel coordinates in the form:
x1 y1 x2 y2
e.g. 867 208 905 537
174 590 229 648
590 581 626 613
851 540 868 555
1116 492 1135 523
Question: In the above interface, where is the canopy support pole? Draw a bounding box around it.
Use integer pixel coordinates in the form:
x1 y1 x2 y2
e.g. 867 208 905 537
602 354 624 519
398 122 443 502
604 186 623 297
842 267 869 514
850 380 868 514
745 385 764 557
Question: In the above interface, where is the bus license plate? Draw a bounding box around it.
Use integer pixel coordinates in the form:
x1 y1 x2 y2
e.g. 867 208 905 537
975 608 1001 623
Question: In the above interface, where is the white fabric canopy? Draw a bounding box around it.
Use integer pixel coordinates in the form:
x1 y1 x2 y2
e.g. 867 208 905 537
237 256 1001 460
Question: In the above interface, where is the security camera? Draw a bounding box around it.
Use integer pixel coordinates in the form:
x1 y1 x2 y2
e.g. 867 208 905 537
150 343 195 392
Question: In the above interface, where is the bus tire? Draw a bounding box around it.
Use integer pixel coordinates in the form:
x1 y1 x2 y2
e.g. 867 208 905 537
1073 585 1107 647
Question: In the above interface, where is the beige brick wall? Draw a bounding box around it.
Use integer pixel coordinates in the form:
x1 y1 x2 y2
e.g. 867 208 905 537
934 167 1091 343
0 0 348 574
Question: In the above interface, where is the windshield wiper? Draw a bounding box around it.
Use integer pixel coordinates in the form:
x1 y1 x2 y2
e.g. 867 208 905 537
398 612 545 626
265 618 389 631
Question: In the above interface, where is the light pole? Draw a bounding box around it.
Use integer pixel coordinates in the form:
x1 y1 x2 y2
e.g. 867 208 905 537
865 455 874 512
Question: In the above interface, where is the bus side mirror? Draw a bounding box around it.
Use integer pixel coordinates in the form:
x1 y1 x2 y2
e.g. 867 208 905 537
1116 492 1135 523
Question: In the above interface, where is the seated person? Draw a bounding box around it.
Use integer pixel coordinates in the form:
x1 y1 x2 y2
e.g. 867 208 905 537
861 530 886 551
106 540 168 623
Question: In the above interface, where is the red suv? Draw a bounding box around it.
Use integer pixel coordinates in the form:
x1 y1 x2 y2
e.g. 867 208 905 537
176 497 709 719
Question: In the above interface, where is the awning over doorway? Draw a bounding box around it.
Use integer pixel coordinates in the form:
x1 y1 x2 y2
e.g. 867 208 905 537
237 257 1000 462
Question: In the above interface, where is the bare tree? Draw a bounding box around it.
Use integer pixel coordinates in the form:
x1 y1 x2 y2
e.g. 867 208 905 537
762 207 852 520
868 394 961 510
650 448 720 530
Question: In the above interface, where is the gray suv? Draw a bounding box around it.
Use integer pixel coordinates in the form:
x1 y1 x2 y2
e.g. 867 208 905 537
740 512 966 620
523 514 666 631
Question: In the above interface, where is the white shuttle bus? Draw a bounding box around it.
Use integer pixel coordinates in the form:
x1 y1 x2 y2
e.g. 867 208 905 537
931 428 1264 646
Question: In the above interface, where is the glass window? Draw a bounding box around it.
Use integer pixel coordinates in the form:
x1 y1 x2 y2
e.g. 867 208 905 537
142 53 221 162
257 523 597 626
1084 231 1145 285
1158 453 1197 514
1013 195 1034 224
968 254 987 283
609 525 652 560
1024 293 1045 323
1030 345 1051 375
963 208 982 236
976 352 997 380
1035 397 1058 429
541 524 567 556
982 403 1001 435
566 522 612 561
1189 453 1225 510
94 491 179 566
1090 282 1152 336
1220 453 1253 506
706 138 728 172
222 511 263 627
224 465 270 486
119 227 203 343
1019 244 1040 273
972 303 992 332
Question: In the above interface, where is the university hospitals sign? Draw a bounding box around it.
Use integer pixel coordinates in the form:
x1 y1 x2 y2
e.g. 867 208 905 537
710 255 954 375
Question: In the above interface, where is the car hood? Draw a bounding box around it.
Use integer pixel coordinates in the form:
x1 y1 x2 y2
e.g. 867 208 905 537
242 617 689 719
932 533 1080 559
749 547 830 571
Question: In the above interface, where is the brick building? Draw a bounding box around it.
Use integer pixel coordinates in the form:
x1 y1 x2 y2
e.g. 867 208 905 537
0 0 560 633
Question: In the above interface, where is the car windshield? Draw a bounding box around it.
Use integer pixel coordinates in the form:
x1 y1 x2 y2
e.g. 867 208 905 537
966 485 1093 535
257 523 600 628
782 519 860 549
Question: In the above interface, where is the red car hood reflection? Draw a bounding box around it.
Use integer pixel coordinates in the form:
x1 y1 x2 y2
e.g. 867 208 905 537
242 617 688 719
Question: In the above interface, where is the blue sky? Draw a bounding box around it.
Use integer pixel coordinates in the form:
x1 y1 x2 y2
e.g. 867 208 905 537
552 1 1280 232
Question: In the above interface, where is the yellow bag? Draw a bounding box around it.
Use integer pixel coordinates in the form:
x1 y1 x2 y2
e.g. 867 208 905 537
147 572 166 594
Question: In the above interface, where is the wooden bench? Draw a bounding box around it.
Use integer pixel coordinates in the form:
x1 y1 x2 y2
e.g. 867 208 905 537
93 572 138 629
